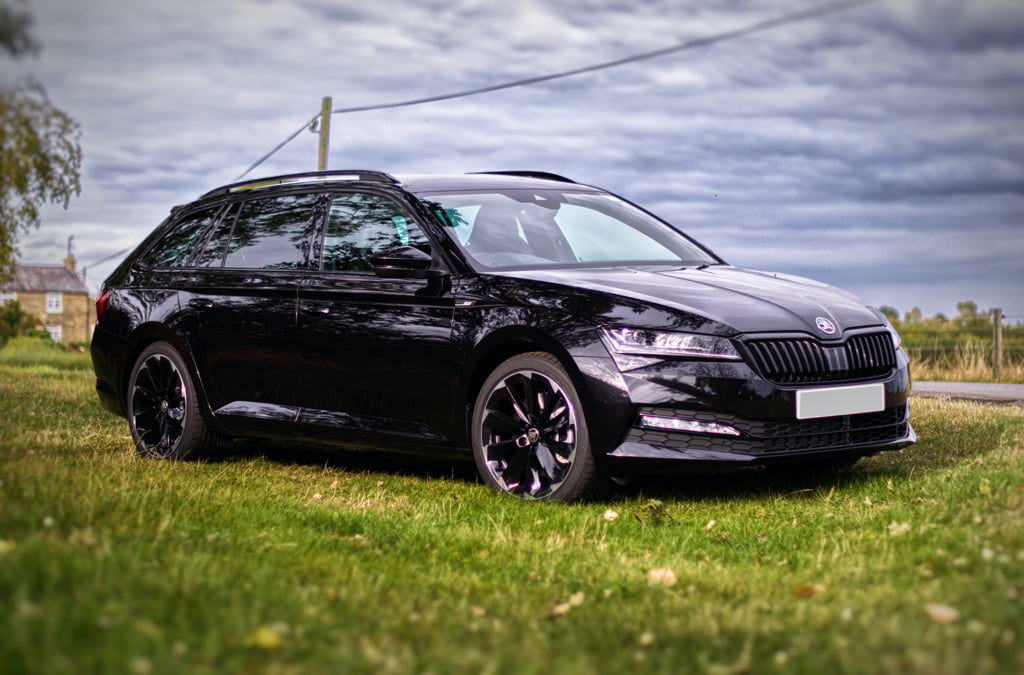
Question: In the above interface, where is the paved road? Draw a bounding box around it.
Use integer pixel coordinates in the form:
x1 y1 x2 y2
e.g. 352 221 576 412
912 381 1024 406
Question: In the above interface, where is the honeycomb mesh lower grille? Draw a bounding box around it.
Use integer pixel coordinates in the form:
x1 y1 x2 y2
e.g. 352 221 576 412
627 405 910 456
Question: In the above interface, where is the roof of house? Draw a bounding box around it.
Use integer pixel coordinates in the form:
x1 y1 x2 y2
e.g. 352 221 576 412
3 265 89 294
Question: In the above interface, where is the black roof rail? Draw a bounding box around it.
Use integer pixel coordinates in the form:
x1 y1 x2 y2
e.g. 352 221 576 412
472 171 576 184
200 169 399 199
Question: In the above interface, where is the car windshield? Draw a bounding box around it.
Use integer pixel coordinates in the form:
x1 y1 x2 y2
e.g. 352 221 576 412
421 190 718 270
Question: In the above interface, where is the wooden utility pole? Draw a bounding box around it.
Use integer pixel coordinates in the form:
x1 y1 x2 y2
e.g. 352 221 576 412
992 308 1003 379
317 96 332 171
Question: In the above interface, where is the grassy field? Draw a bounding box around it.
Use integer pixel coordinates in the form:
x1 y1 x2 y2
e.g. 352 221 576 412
900 322 1024 384
1 344 1022 674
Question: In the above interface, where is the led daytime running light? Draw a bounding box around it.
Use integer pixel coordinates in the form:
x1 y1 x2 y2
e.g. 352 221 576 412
639 415 742 437
602 327 740 360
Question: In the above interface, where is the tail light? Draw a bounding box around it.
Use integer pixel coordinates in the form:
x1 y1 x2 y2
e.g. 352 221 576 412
95 290 113 323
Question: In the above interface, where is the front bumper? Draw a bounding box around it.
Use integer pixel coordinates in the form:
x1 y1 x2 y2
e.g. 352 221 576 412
610 403 915 463
577 346 915 466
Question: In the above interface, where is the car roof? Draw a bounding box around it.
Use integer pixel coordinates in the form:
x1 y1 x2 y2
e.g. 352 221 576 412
397 172 604 195
197 170 603 201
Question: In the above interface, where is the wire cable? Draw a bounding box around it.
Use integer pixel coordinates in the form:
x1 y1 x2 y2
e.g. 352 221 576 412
235 0 877 180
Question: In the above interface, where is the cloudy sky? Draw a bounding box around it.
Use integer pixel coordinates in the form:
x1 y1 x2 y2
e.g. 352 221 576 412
9 0 1024 320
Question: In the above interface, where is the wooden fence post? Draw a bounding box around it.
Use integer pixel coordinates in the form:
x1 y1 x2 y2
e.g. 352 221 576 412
992 308 1003 379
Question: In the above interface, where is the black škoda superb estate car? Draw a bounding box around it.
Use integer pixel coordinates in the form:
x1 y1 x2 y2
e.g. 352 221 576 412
91 170 914 501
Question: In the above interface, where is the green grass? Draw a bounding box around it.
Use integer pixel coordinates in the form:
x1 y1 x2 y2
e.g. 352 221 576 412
1 352 1022 674
0 336 93 371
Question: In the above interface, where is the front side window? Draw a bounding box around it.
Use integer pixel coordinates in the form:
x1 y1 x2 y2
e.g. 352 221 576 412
425 190 716 270
199 193 322 269
46 292 63 313
0 291 16 305
321 193 431 273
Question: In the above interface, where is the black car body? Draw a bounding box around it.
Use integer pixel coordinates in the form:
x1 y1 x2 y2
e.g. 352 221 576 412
92 170 914 501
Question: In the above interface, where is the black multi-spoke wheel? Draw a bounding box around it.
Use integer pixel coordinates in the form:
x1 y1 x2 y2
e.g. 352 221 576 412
127 341 212 460
471 352 607 502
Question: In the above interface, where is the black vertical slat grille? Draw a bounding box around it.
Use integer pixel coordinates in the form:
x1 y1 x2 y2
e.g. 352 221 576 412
742 332 896 384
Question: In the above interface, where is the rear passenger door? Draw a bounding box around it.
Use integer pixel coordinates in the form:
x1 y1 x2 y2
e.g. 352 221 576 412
294 190 457 445
176 191 327 421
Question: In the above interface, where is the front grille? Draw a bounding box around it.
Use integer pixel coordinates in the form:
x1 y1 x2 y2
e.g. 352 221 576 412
627 405 910 456
741 332 895 384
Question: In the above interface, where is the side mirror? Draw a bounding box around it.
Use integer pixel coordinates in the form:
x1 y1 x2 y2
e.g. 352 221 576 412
370 246 446 279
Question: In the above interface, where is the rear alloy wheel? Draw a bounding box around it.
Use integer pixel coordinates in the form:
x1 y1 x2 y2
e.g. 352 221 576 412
126 341 212 460
471 352 607 502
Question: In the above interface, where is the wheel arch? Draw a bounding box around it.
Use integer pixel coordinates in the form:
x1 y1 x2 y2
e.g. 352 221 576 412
457 324 589 449
122 323 217 424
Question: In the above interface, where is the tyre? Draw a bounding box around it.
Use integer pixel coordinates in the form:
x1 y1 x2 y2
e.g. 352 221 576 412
471 352 607 502
126 341 213 460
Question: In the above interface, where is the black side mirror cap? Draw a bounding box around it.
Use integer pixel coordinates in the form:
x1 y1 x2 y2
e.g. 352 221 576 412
370 246 447 279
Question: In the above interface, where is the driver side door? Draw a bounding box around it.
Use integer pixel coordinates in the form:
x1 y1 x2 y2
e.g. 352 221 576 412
293 191 457 446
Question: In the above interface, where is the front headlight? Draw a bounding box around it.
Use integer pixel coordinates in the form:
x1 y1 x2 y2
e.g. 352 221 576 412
601 327 741 360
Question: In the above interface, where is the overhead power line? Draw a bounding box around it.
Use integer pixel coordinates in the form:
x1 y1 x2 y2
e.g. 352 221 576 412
236 0 877 180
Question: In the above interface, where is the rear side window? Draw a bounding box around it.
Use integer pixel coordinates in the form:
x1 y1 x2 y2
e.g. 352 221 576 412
321 193 431 273
199 193 324 269
142 208 220 267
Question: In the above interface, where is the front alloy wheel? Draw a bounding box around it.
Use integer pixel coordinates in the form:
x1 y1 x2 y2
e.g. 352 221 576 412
472 352 606 501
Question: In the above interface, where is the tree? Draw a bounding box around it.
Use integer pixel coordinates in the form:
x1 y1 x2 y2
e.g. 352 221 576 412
0 1 39 57
878 306 899 324
0 298 37 345
955 300 982 328
0 1 82 284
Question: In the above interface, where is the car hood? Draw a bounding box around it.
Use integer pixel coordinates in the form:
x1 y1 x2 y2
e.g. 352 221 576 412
499 265 883 337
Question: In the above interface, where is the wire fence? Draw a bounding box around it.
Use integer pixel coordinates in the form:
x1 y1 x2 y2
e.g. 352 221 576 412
902 331 1024 381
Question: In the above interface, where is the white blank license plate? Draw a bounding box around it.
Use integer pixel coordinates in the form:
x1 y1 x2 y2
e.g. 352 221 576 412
796 383 885 420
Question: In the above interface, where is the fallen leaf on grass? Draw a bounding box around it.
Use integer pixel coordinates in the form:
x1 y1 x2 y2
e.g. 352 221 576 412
793 584 827 598
248 625 286 649
924 604 960 624
647 567 678 587
550 591 586 618
888 521 911 537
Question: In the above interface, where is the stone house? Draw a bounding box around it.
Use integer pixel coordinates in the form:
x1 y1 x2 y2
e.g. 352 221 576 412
1 255 92 345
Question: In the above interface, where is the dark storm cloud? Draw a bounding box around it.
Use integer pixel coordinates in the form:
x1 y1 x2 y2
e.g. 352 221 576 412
13 0 1024 319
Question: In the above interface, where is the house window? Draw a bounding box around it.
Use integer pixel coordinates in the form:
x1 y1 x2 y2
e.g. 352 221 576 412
46 292 63 313
46 323 63 343
0 291 16 305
